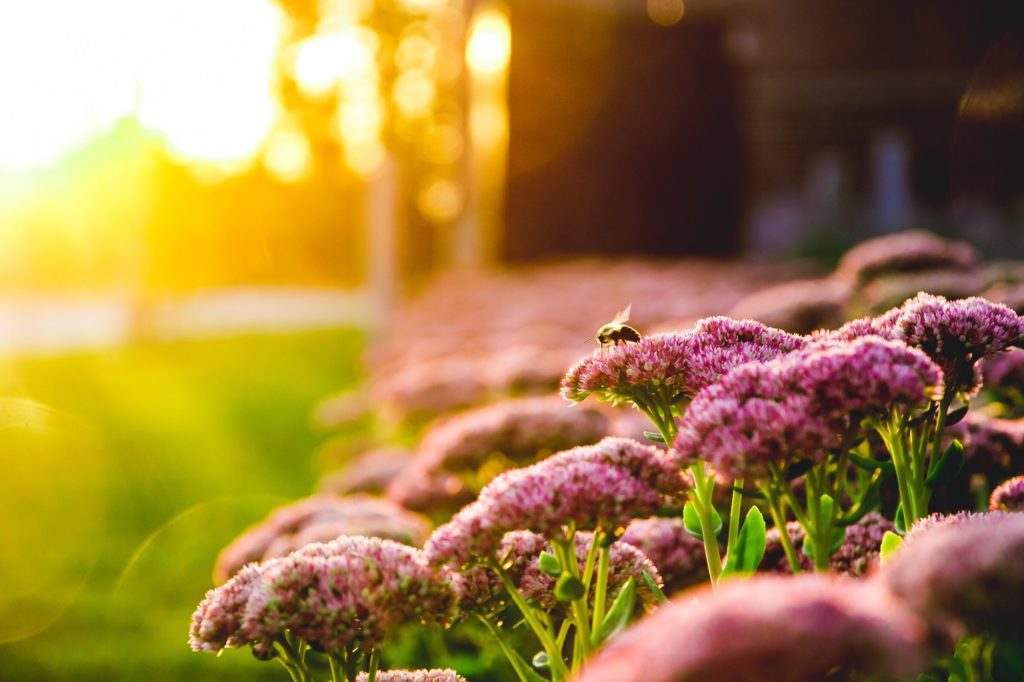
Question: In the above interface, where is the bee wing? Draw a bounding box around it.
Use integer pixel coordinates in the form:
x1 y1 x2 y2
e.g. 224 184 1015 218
612 303 632 325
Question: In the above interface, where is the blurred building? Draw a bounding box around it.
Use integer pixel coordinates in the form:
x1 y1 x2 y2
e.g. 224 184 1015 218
499 0 1024 261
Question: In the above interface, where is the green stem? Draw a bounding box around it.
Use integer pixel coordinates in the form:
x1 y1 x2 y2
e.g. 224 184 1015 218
328 655 342 682
553 538 592 667
688 463 722 585
805 467 831 572
478 616 540 682
763 481 801 573
491 559 569 681
590 545 611 638
726 478 744 554
881 417 919 525
366 649 379 682
276 636 312 682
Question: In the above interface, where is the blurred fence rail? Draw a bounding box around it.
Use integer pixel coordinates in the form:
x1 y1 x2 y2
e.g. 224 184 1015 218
0 287 374 355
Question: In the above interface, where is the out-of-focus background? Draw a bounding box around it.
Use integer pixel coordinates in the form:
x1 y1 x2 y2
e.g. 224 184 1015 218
1 1 1023 680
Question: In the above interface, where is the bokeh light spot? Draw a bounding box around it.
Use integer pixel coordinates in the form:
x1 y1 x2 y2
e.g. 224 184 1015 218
647 0 685 27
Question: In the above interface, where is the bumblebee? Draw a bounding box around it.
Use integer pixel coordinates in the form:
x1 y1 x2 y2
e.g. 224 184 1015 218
595 305 641 345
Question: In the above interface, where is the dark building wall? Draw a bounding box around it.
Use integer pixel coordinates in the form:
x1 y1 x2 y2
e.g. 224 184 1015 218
503 3 744 260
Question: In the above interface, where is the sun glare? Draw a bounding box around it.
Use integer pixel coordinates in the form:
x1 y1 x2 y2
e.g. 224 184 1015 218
0 0 286 176
466 7 511 77
0 0 135 173
134 0 285 169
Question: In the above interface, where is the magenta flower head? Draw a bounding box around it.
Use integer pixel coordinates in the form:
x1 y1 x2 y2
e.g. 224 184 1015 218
449 530 550 616
621 517 708 592
240 536 456 654
561 318 805 407
885 293 1024 395
673 337 939 478
355 671 466 682
834 230 978 287
574 576 927 682
990 475 1024 512
727 279 849 334
425 438 685 568
883 511 1024 643
213 494 431 584
190 561 279 652
981 347 1024 396
416 396 609 475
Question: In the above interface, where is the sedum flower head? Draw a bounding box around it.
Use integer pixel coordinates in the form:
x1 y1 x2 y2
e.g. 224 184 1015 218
883 511 1024 642
214 494 430 584
561 318 805 406
834 230 978 287
575 575 927 682
990 475 1024 512
449 530 549 616
240 536 456 654
190 561 278 652
823 293 1024 396
355 670 467 682
981 347 1024 396
672 337 940 478
417 396 609 475
425 438 683 568
621 517 709 592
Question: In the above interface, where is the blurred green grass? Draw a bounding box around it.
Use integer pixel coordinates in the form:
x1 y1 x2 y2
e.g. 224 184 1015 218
0 329 366 681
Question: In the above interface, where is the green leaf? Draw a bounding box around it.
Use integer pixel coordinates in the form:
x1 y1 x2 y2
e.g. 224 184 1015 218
847 452 896 474
721 507 766 577
879 531 903 564
837 473 884 526
595 577 636 646
554 574 585 602
683 501 722 541
538 551 561 578
486 623 550 682
643 430 666 443
925 439 965 488
640 569 667 605
894 504 906 535
945 405 969 426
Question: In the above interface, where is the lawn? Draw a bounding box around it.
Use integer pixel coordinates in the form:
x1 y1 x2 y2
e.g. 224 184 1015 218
0 329 367 681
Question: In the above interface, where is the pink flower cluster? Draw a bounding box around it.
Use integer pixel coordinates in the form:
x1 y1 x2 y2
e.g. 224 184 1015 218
834 229 978 287
826 293 1024 395
213 494 431 583
620 517 709 592
562 317 805 406
416 397 609 474
425 437 686 567
990 475 1024 512
884 511 1024 643
190 536 455 655
672 337 941 478
575 576 927 682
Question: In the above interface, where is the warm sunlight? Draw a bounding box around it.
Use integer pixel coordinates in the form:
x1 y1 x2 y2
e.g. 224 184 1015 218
465 6 511 77
133 0 284 168
0 0 135 173
0 0 285 175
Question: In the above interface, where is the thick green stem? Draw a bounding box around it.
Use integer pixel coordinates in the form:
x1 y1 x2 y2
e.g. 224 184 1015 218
328 655 342 682
553 538 592 667
804 468 831 572
688 463 722 585
590 545 611 638
491 559 569 681
726 479 744 554
881 417 921 525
